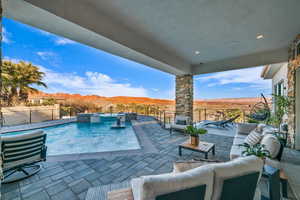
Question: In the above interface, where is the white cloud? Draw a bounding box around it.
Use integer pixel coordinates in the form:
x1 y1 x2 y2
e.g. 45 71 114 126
3 56 20 63
151 88 159 92
196 66 271 90
37 51 56 60
38 66 148 97
2 28 12 43
55 38 75 45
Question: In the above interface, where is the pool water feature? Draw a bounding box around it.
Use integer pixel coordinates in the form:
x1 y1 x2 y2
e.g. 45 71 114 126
4 119 140 156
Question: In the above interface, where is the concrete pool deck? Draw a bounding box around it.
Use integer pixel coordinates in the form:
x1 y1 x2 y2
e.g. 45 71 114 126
1 116 299 200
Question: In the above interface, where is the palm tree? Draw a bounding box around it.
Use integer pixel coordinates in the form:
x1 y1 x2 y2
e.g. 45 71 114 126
2 60 47 106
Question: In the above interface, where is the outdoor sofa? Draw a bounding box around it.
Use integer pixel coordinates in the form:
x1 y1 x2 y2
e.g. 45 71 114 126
95 156 264 200
230 123 284 169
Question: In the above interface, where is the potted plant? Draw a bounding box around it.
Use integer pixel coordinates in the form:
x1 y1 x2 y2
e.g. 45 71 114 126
185 125 207 146
239 143 271 160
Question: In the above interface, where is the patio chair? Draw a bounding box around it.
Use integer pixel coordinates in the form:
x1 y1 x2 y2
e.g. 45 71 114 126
1 130 47 183
202 115 240 129
169 115 191 135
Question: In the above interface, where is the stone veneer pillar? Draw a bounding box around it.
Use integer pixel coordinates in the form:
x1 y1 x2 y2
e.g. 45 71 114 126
175 74 193 122
287 34 300 147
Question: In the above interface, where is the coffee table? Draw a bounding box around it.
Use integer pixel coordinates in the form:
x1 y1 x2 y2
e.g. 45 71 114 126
178 140 215 159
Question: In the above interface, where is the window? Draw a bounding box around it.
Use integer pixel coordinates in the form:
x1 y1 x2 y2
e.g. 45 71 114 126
274 81 284 112
274 81 284 96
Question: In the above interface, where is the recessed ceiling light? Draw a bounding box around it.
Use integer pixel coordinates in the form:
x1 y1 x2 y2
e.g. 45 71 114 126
256 34 264 39
195 51 200 55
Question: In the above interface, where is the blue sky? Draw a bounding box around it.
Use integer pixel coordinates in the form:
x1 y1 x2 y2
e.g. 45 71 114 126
3 17 271 99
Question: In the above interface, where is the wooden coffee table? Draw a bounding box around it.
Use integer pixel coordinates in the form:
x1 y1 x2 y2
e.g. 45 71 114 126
179 140 215 159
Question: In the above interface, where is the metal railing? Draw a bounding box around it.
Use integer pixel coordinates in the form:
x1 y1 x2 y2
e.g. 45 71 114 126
148 108 251 129
1 105 251 128
1 108 60 126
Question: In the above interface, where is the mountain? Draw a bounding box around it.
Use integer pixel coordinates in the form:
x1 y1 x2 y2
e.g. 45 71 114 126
29 92 269 109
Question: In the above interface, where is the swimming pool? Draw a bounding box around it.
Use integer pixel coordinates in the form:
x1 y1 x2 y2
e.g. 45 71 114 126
4 119 140 156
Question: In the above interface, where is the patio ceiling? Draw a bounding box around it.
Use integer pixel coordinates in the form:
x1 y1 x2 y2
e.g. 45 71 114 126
3 0 300 75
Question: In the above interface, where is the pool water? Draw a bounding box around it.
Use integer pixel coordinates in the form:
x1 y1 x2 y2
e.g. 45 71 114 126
4 120 140 156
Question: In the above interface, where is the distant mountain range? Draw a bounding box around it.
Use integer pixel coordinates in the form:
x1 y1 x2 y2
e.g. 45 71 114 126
29 92 269 109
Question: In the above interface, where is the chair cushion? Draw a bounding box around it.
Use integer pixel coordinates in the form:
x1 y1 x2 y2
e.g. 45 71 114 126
232 137 246 146
175 115 190 125
173 161 208 173
234 133 247 140
229 145 246 160
176 120 187 125
262 126 278 135
237 123 257 135
260 134 281 158
210 156 264 200
131 164 214 200
255 124 266 134
170 124 187 130
244 130 263 146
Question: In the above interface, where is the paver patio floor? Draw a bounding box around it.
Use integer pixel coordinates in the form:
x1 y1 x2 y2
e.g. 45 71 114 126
1 116 298 200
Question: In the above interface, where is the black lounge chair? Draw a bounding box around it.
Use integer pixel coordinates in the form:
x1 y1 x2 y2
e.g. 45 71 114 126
1 130 47 183
202 115 240 129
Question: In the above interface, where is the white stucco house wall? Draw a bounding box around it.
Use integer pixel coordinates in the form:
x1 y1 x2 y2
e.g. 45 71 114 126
261 62 288 112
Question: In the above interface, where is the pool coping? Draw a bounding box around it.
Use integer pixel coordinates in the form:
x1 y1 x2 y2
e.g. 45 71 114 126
0 117 160 162
0 118 77 134
46 119 159 162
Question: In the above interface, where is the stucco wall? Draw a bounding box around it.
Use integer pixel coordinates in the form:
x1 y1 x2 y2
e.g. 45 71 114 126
1 104 60 126
272 63 288 96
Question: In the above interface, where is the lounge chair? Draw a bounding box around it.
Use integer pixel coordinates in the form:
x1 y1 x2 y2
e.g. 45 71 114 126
1 130 47 183
202 115 240 129
169 115 191 135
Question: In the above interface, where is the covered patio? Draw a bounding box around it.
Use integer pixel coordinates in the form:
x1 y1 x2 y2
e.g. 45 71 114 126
1 0 300 199
1 116 299 200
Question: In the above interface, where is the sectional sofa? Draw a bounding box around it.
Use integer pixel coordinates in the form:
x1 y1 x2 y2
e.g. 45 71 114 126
230 123 284 169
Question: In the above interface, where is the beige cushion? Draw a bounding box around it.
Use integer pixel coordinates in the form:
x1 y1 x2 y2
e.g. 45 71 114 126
255 124 266 133
244 130 263 146
229 145 246 160
265 158 281 169
175 115 190 125
131 164 214 200
237 123 257 135
210 156 264 200
262 126 278 135
131 178 142 200
173 161 204 173
260 134 281 158
232 137 245 146
234 133 247 140
170 124 187 130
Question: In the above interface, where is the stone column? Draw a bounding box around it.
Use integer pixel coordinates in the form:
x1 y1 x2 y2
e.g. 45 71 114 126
287 34 300 147
175 74 193 122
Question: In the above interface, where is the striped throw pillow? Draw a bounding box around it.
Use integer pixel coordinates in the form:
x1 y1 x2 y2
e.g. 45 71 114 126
244 130 262 146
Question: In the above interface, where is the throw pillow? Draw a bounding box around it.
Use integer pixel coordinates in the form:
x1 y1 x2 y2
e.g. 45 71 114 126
176 120 187 125
244 130 263 146
260 134 281 159
255 124 266 134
